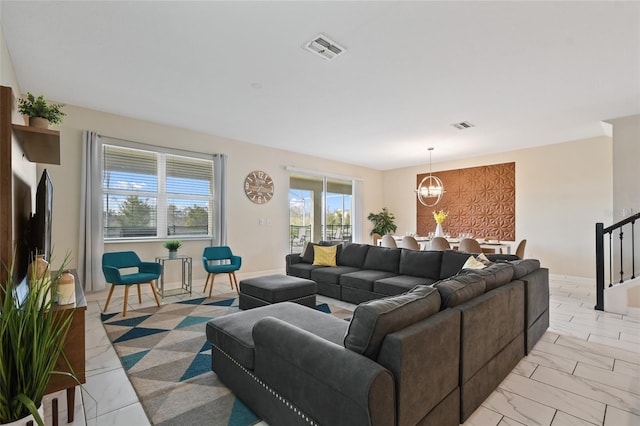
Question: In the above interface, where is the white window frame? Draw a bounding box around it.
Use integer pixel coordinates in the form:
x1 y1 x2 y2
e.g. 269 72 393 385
102 137 216 242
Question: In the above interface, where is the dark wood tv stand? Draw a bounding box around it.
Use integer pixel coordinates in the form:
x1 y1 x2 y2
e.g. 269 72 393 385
45 272 87 424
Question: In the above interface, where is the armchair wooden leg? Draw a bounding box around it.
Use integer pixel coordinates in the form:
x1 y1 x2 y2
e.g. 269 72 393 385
123 285 130 317
204 274 211 293
103 284 116 312
230 272 239 294
208 274 216 299
148 281 161 307
137 283 142 304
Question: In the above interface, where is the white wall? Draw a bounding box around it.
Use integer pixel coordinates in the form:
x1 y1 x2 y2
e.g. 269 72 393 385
46 105 384 288
610 115 640 218
1 23 38 257
382 136 613 278
608 114 640 282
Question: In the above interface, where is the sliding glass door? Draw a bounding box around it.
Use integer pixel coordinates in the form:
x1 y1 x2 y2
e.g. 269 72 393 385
289 173 353 253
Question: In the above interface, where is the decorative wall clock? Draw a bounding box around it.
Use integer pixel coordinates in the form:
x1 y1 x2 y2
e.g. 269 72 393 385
244 170 274 204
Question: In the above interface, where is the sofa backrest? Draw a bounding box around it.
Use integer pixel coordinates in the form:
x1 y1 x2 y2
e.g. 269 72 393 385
456 281 525 418
338 243 371 268
363 246 402 273
434 274 487 309
343 285 441 359
398 249 442 279
377 308 460 426
458 262 515 292
439 250 474 279
510 259 541 279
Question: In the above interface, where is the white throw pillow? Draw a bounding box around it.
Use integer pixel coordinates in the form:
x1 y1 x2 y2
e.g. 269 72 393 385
462 255 487 270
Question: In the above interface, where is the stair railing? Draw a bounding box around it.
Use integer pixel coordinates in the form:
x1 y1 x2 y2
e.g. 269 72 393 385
595 212 640 311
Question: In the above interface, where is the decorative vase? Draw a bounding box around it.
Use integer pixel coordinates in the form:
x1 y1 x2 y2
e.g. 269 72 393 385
28 254 51 306
28 117 49 129
1 405 44 426
434 223 444 237
56 270 76 305
169 250 177 259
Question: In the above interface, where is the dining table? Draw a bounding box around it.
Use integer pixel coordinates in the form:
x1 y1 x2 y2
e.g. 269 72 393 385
384 235 512 254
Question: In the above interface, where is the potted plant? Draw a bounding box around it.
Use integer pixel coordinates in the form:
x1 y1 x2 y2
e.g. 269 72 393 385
0 261 74 426
17 92 66 129
367 207 397 236
164 240 183 259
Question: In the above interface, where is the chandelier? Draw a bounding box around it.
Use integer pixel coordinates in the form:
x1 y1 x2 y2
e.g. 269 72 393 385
416 147 445 207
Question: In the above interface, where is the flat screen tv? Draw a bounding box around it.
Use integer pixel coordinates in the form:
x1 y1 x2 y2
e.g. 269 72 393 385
29 169 53 263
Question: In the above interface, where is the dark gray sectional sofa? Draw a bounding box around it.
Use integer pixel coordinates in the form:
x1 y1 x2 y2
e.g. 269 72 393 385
206 243 549 425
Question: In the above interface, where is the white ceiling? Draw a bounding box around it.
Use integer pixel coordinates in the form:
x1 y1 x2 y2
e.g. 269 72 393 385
2 1 639 170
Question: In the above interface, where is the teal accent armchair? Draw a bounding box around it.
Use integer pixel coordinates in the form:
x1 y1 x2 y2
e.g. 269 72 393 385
202 246 241 298
102 251 162 316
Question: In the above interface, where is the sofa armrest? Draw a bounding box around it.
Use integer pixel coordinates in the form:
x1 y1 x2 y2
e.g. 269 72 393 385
286 253 303 265
285 253 304 275
253 317 394 426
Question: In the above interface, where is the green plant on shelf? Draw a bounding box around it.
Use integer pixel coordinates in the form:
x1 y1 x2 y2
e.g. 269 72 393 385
17 92 66 125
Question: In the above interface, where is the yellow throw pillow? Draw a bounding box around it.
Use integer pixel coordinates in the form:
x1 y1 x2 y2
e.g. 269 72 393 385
462 255 486 270
313 245 337 267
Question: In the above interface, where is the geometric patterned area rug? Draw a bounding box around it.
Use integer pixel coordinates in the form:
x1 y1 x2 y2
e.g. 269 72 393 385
101 293 353 426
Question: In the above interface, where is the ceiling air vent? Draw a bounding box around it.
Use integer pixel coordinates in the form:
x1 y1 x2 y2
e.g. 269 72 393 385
304 34 345 61
451 121 475 130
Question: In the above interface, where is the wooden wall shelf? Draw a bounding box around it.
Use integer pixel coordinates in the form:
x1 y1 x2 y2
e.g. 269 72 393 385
11 124 60 165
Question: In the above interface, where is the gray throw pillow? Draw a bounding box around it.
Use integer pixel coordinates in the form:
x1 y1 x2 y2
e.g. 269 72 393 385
344 285 441 360
301 242 317 264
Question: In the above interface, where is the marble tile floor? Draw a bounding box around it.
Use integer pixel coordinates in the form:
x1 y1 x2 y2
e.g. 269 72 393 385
42 275 640 426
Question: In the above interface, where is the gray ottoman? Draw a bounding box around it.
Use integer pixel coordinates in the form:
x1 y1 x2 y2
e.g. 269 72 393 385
239 274 317 310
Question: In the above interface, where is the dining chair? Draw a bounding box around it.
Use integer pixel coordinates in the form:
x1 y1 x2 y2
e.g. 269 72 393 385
380 234 398 248
430 236 451 251
372 233 382 246
459 238 483 253
401 236 420 250
515 239 527 258
102 251 162 317
202 246 242 298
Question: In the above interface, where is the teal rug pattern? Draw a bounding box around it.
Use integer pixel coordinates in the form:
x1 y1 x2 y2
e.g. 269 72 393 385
101 294 352 425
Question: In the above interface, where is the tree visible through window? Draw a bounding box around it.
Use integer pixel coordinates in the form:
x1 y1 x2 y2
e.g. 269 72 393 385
102 144 214 239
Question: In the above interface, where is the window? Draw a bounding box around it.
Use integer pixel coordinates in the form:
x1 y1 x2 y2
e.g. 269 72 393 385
288 171 358 253
102 143 215 240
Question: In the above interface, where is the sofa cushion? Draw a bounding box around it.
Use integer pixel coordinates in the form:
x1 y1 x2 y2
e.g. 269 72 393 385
206 302 349 370
338 243 371 268
511 259 541 279
287 262 325 279
344 285 441 359
459 262 515 292
312 265 361 285
373 275 437 296
363 246 401 273
439 250 474 279
434 274 486 309
398 249 442 279
341 270 398 292
313 245 338 266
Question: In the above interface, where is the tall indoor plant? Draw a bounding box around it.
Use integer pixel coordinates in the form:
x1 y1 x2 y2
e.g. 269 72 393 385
0 260 74 426
367 207 397 236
